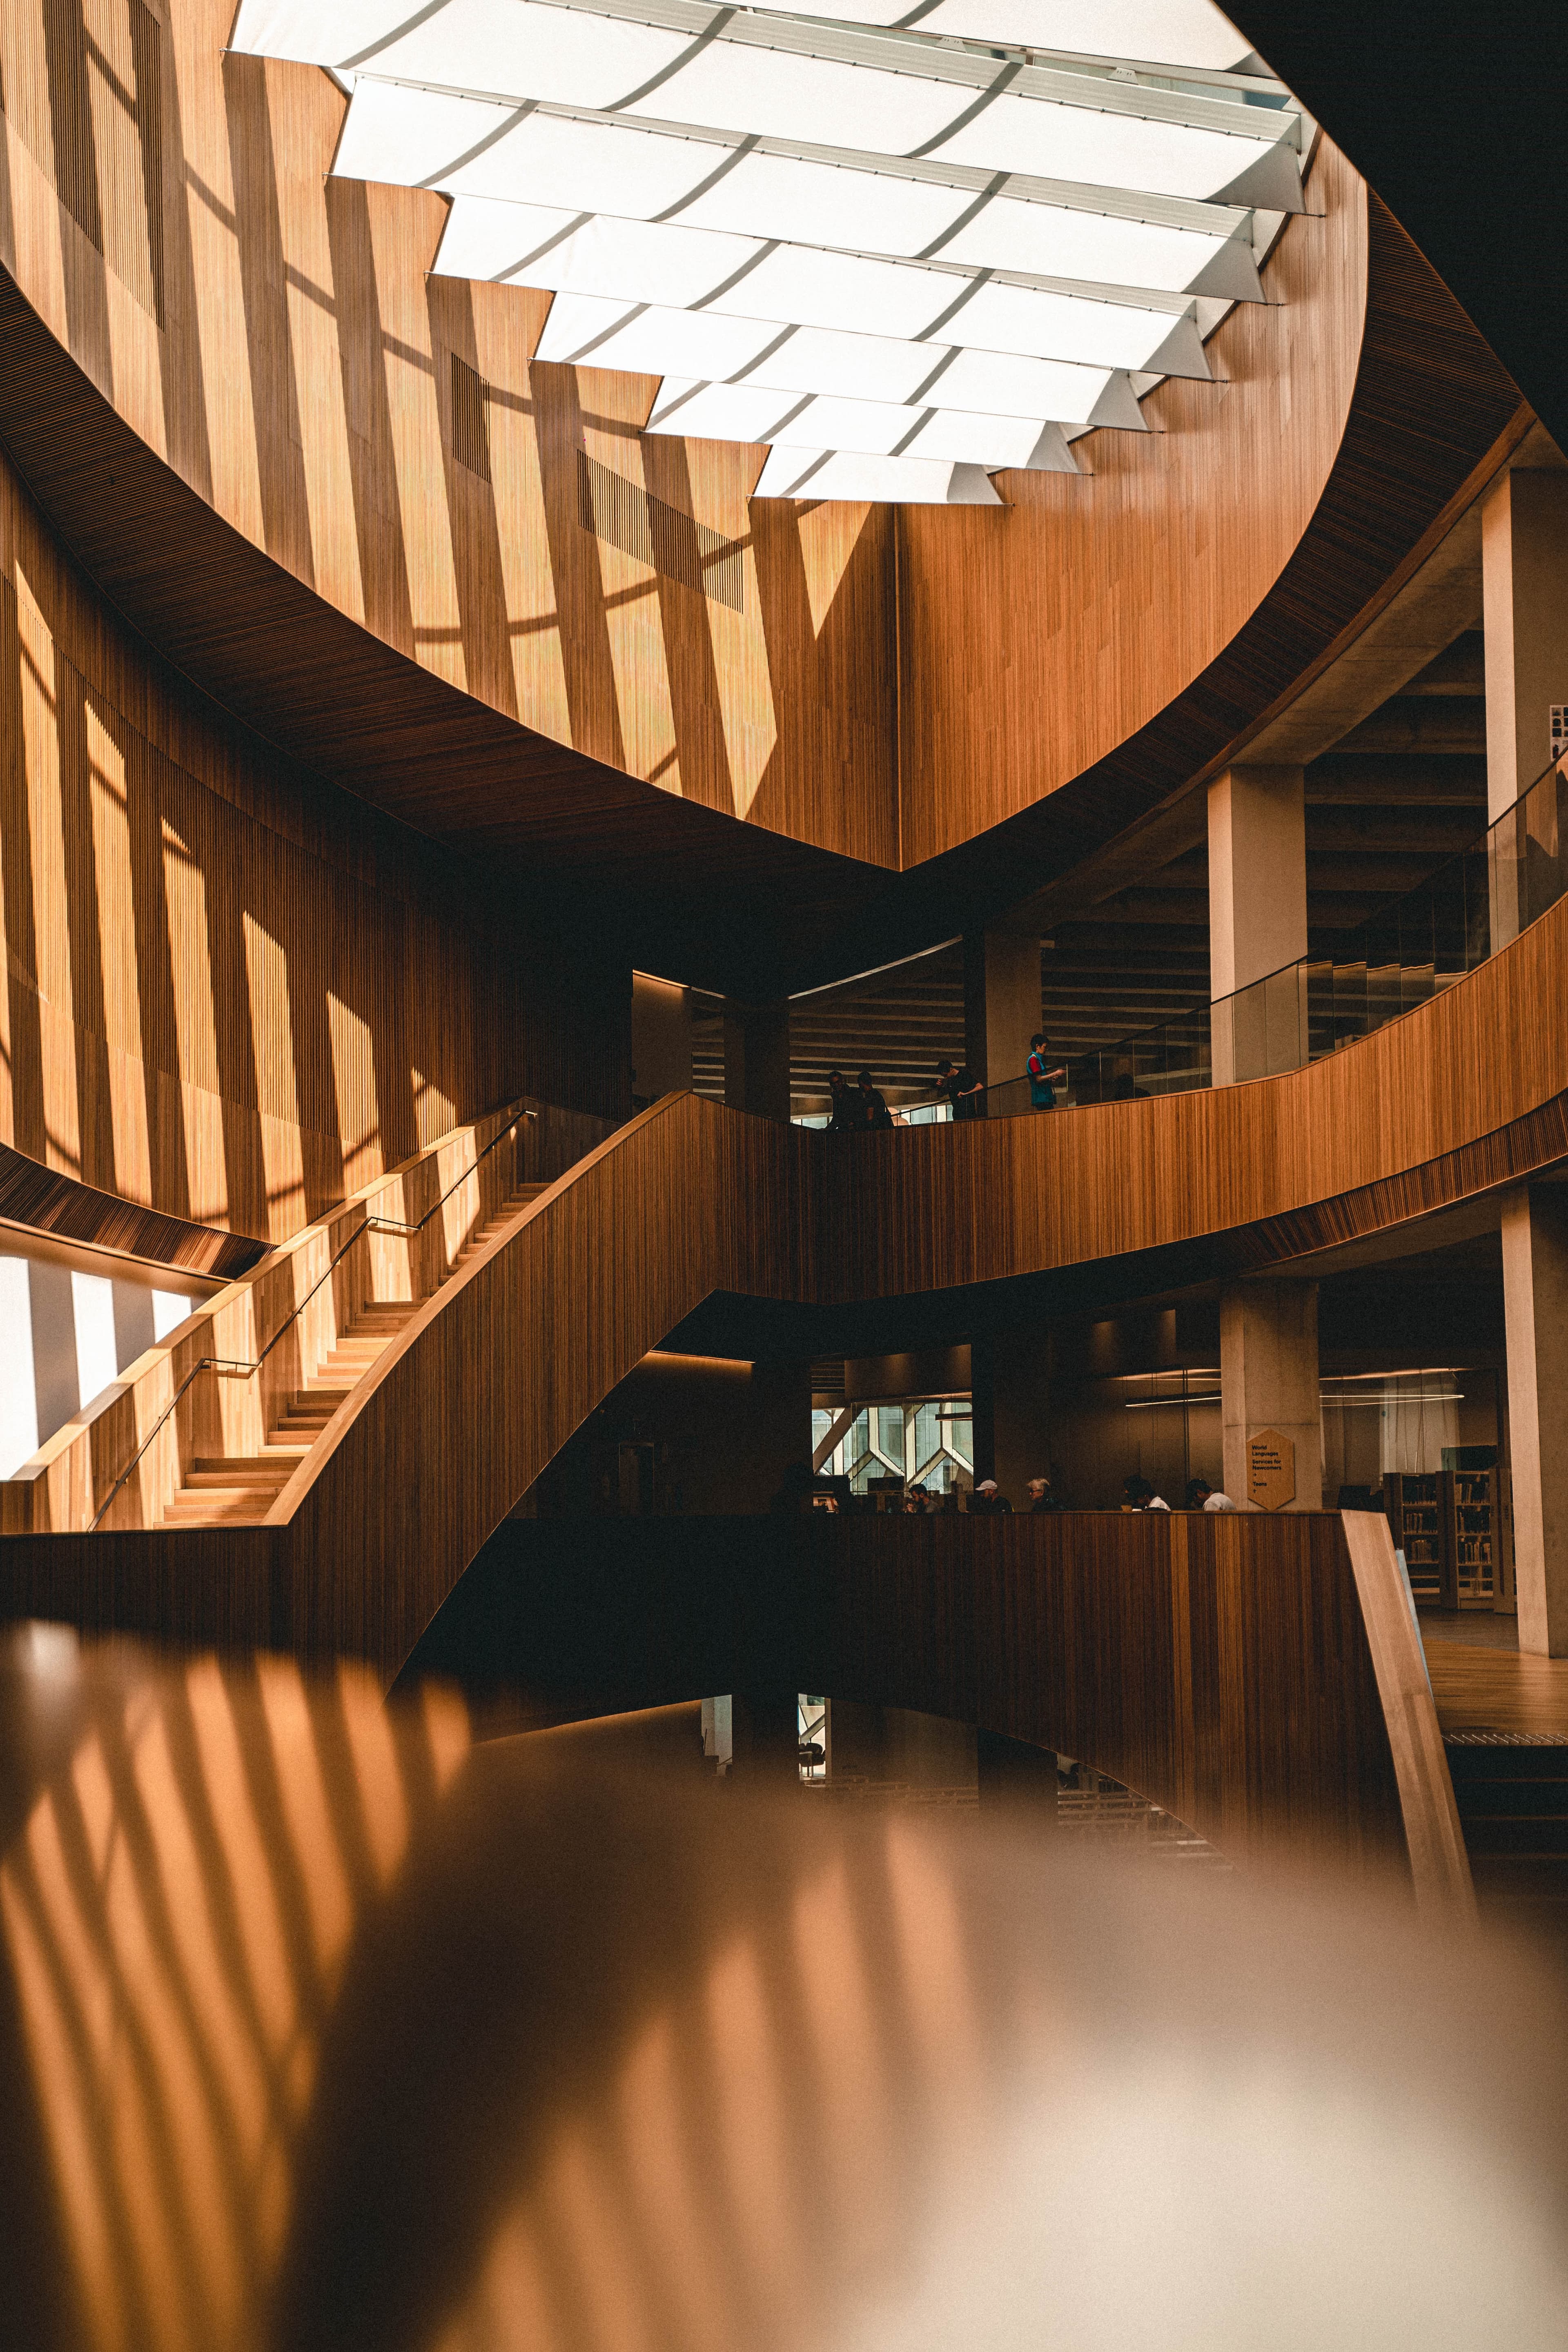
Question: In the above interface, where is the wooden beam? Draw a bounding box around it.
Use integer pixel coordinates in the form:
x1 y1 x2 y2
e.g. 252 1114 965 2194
1341 1510 1476 1917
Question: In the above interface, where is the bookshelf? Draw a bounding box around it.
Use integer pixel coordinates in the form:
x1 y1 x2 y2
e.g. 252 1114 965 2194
1384 1472 1453 1607
1448 1466 1496 1606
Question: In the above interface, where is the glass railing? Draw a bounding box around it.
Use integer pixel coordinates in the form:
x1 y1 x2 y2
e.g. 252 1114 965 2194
1490 753 1568 946
974 749 1567 1119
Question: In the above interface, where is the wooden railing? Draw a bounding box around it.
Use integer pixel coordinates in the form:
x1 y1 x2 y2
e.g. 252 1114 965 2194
0 1099 577 1534
407 1508 1421 1882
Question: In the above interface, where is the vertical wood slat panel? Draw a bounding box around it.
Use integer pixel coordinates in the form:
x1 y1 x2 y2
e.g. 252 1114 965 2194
0 436 630 1244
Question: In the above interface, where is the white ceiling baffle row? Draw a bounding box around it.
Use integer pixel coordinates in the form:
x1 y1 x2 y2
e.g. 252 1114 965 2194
231 0 1302 502
233 0 1303 208
430 197 1215 376
763 0 1264 74
643 380 1080 470
334 83 1267 303
532 296 1149 426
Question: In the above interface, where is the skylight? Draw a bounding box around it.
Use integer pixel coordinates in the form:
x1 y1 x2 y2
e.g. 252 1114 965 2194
231 0 1303 502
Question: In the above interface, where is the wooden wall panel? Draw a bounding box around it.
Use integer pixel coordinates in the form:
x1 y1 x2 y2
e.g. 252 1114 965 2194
0 1505 1406 1878
895 146 1526 875
0 435 629 1243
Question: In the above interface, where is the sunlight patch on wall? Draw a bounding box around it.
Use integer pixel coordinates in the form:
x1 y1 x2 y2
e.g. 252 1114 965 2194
242 915 306 1240
327 992 382 1197
799 502 876 642
160 819 226 1226
85 704 154 1205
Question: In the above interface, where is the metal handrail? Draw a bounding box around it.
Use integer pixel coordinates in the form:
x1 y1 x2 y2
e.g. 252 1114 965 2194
88 1114 533 1531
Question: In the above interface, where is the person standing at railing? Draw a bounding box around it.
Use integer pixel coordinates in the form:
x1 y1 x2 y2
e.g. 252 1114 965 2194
826 1069 855 1133
1027 1034 1067 1110
856 1068 895 1130
937 1057 985 1121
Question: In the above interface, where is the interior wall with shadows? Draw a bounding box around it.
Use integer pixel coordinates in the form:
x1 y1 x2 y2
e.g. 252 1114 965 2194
0 0 898 871
0 436 629 1243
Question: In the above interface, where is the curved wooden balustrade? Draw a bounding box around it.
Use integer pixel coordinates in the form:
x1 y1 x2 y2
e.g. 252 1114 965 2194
404 1508 1412 1884
5 882 1568 1677
0 1140 265 1284
0 1096 608 1537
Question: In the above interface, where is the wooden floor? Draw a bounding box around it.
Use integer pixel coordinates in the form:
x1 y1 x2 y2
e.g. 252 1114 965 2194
1423 1633 1568 1740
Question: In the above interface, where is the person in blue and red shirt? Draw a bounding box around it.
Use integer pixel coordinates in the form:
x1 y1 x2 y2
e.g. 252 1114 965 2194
1027 1032 1067 1109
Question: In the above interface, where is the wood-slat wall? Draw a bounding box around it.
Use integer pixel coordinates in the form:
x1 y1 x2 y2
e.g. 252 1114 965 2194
0 434 629 1243
894 148 1527 880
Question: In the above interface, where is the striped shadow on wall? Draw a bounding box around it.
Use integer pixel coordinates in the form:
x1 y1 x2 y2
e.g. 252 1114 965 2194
0 0 166 327
578 450 746 613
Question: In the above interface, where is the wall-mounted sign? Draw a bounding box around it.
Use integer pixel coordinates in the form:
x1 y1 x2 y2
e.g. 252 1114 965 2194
1247 1427 1296 1512
1552 706 1568 768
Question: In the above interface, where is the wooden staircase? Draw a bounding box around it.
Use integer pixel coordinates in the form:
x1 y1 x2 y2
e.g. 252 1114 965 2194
160 1184 546 1527
1446 1736 1568 1956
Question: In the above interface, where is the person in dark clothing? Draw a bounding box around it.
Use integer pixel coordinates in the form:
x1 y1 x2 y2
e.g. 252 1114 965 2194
857 1067 894 1129
937 1057 986 1121
826 1069 855 1132
967 1478 1012 1514
770 1461 817 1513
1027 1475 1060 1511
1027 1033 1068 1110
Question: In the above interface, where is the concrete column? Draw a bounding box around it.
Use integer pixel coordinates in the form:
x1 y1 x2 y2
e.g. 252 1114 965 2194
963 931 1042 1094
1482 469 1568 822
722 998 790 1120
1207 766 1307 1085
1219 1280 1321 1511
1482 469 1568 950
630 972 693 1102
1500 1185 1568 1655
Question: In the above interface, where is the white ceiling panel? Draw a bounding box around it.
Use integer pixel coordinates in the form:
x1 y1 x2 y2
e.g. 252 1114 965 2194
768 0 1257 74
233 0 1302 208
533 295 1148 425
434 196 1211 374
751 448 1005 502
336 82 1263 299
644 379 1074 468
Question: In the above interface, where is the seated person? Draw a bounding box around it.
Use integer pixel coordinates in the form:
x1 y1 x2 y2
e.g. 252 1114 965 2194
966 1478 1012 1513
1186 1477 1236 1512
1123 1473 1170 1512
1027 1475 1061 1512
